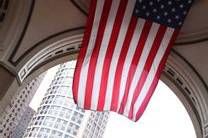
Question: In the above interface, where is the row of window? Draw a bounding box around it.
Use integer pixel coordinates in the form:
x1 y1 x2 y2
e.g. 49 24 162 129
26 119 80 137
41 95 74 107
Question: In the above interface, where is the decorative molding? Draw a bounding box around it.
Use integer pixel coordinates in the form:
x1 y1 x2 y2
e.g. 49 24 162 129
9 25 84 66
163 62 203 133
0 0 9 22
175 36 208 46
205 124 208 137
172 49 208 96
18 34 83 82
164 50 208 137
70 0 88 16
8 0 35 66
0 61 16 77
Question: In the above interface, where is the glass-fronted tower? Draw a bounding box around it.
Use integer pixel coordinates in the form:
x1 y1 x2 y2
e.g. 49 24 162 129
11 107 36 138
24 61 109 138
0 74 44 138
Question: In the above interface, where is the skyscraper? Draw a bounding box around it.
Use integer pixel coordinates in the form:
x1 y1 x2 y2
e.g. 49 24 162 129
24 61 109 138
0 74 45 138
11 107 36 138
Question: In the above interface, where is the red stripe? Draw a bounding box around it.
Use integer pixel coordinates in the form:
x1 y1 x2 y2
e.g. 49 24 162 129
84 0 113 109
135 30 179 121
97 0 129 111
72 0 97 104
128 25 167 119
118 20 152 114
110 17 137 111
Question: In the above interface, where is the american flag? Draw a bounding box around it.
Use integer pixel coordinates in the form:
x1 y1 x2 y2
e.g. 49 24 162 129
73 0 193 121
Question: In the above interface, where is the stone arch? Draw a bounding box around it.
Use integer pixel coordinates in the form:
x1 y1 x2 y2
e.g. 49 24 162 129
18 31 208 138
17 28 84 83
1 0 206 137
162 50 208 138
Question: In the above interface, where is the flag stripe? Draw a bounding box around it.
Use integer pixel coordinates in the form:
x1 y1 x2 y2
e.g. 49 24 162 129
135 30 179 121
118 20 153 114
104 0 138 111
77 0 105 108
91 0 121 110
127 25 167 118
84 0 113 109
104 0 136 110
122 23 161 116
133 28 177 120
108 16 138 111
97 0 128 111
116 19 145 112
72 0 97 104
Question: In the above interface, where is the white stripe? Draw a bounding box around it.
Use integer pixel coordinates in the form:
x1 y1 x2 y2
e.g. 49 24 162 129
77 0 105 108
116 19 145 112
104 0 137 110
91 0 120 110
133 28 174 121
123 23 160 116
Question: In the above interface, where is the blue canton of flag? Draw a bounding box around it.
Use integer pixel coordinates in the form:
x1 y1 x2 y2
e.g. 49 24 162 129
134 0 193 28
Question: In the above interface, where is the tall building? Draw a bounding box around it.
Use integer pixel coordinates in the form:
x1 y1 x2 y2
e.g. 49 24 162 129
0 74 45 138
24 61 109 138
11 107 36 138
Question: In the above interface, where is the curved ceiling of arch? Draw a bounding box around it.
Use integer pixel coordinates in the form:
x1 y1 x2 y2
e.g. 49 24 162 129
74 0 208 45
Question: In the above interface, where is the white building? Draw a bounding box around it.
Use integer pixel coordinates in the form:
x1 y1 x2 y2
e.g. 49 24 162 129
11 107 36 138
24 61 109 138
0 75 45 137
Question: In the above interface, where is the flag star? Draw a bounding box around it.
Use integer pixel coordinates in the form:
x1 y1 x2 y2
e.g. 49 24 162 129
168 1 172 5
160 5 164 9
178 22 182 25
135 9 139 14
138 0 143 3
149 1 153 6
180 4 184 8
142 5 146 9
172 8 175 12
157 16 160 19
146 12 150 16
168 19 171 23
153 8 157 12
188 0 192 4
175 15 179 19
164 12 168 16
183 11 187 15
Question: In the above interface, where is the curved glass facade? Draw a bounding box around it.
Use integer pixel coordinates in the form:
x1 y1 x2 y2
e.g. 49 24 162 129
24 61 109 138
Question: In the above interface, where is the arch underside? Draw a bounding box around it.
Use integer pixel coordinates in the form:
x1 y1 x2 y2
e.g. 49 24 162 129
20 34 208 137
0 0 208 137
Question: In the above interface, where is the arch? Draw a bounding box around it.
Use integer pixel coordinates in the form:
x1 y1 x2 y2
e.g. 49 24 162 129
162 50 208 138
19 33 208 138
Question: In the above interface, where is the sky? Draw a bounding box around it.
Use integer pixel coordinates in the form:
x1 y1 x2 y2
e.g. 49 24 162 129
103 81 196 138
30 65 196 138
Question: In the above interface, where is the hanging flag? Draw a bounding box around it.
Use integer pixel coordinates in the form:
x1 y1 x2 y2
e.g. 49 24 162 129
73 0 193 121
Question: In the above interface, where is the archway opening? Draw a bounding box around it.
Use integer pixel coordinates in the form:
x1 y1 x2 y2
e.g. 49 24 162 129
28 60 197 138
15 37 205 138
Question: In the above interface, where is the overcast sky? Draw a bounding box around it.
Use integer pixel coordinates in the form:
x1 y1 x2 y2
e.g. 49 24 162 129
30 65 196 138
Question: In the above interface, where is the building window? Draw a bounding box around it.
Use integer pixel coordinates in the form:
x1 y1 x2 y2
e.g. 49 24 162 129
43 116 55 128
54 119 67 131
66 123 79 135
